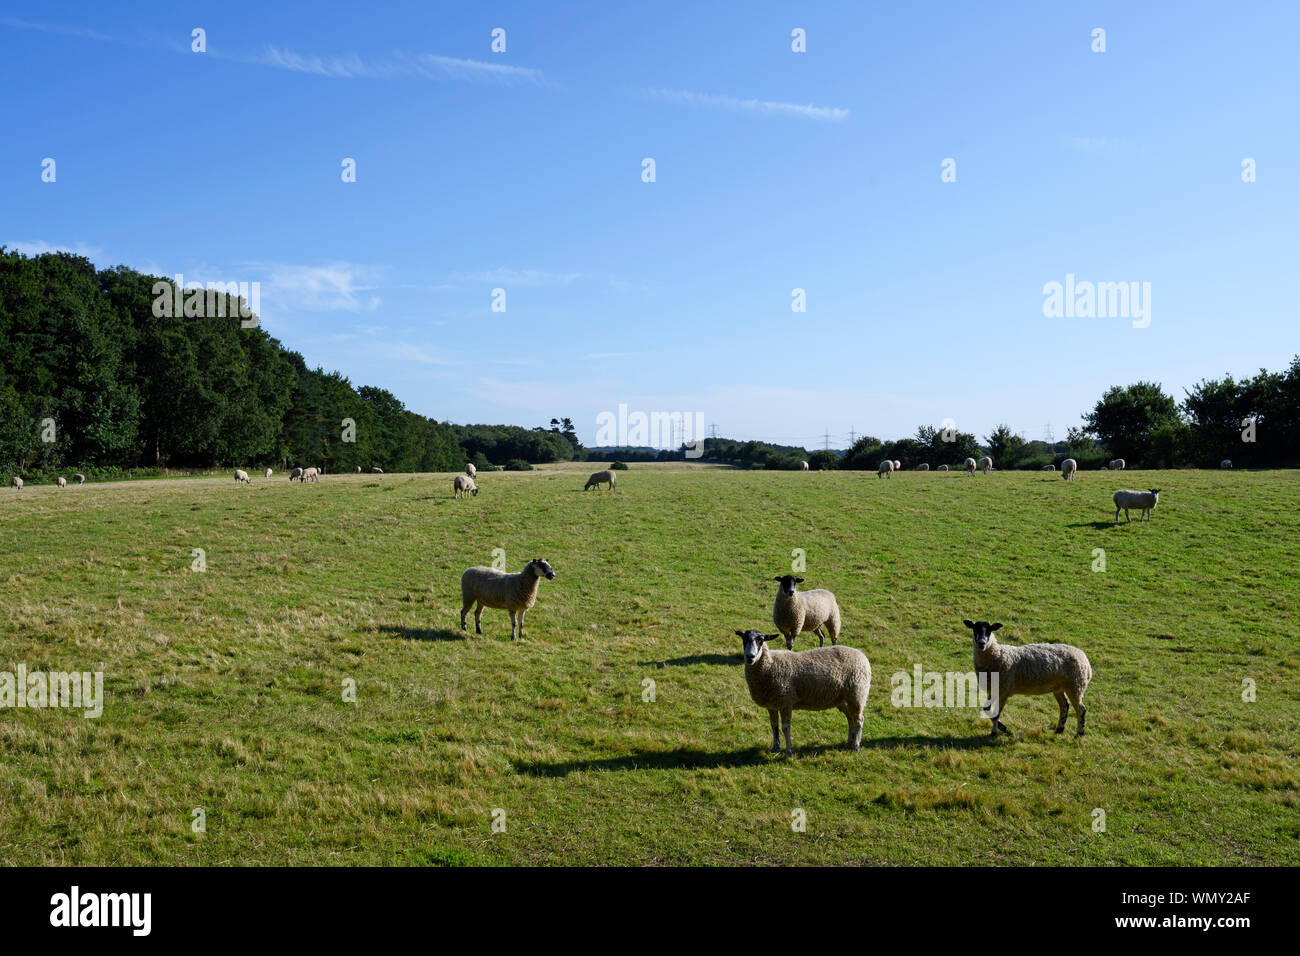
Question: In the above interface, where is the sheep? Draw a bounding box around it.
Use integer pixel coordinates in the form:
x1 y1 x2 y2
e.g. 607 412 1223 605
1099 466 1108 471
916 463 930 471
1109 459 1126 471
57 476 67 488
937 464 949 471
233 469 251 485
964 457 977 476
1061 458 1077 480
800 460 809 471
584 469 616 491
736 629 871 756
1042 464 1056 471
977 456 993 474
466 463 477 478
10 477 22 490
289 467 303 482
265 468 273 479
453 474 478 498
962 619 1091 737
303 467 320 483
460 558 555 641
355 466 361 473
878 459 894 478
73 473 85 485
1221 459 1233 469
371 467 383 474
771 574 841 650
1113 488 1160 523
893 459 901 470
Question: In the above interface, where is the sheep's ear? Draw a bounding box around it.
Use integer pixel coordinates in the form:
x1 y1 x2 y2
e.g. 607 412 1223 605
764 634 780 643
734 630 747 638
794 577 804 583
991 623 1003 631
772 576 783 581
962 619 975 629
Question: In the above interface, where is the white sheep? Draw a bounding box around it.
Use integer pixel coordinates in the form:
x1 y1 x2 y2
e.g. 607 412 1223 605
736 628 871 756
964 457 977 476
893 459 901 470
10 476 22 490
1108 459 1126 470
460 558 555 640
355 466 361 473
937 464 949 471
265 468 273 478
303 467 320 482
1061 458 1077 481
800 460 809 471
1113 488 1160 523
584 469 616 491
916 463 929 471
453 474 478 498
289 467 303 482
878 459 894 478
1042 464 1056 471
772 574 841 650
57 476 67 488
466 463 477 478
73 473 85 485
371 467 383 474
977 456 993 474
963 619 1091 737
233 469 251 485
1221 459 1233 469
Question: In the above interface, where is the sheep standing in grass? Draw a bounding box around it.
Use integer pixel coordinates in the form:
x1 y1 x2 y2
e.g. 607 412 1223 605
372 467 383 474
1061 458 1077 481
466 463 477 478
460 558 555 641
234 469 251 485
977 456 993 474
289 467 303 482
916 463 929 471
355 466 361 473
964 457 977 476
736 629 871 756
1221 459 1233 469
878 459 893 478
1042 464 1056 471
800 460 809 471
453 474 478 498
74 473 85 485
963 619 1091 737
10 477 22 490
937 464 949 471
893 460 901 470
57 476 67 488
1113 488 1160 523
1108 459 1126 471
772 574 841 650
584 469 616 491
303 467 320 483
265 468 273 478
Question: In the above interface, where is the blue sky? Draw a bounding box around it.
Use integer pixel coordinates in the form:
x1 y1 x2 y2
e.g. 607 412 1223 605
4 1 1297 449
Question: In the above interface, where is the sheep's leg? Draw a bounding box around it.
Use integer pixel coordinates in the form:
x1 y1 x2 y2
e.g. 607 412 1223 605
768 710 781 752
846 706 863 752
1114 506 1121 524
460 600 471 631
516 608 526 640
474 603 484 634
1067 689 1087 735
508 610 517 641
1076 704 1087 735
781 708 794 757
1054 691 1069 733
814 627 825 647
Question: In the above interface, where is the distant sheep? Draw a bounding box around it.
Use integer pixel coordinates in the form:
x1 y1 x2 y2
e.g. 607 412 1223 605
916 463 929 471
355 466 361 473
963 619 1091 737
466 463 477 478
303 467 320 482
1109 459 1126 471
1061 458 1077 481
893 460 901 470
460 558 555 641
736 628 871 756
289 467 303 482
800 460 809 471
964 457 977 476
937 464 949 471
371 467 383 474
584 469 616 491
57 476 67 488
233 469 251 485
771 574 842 650
1042 464 1056 471
1113 488 1160 523
10 477 22 490
1221 459 1233 469
265 468 273 479
73 473 85 485
977 456 993 474
878 459 894 478
453 474 478 498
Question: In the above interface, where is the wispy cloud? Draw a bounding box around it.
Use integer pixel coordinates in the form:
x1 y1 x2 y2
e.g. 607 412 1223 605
645 87 849 122
452 268 581 287
581 352 639 360
245 261 384 312
252 47 546 85
5 239 103 259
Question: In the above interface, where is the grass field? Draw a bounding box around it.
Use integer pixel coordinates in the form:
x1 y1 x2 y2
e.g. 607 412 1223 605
1 463 1297 865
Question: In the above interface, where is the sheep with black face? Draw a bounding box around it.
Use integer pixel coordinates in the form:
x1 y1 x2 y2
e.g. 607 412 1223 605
962 619 1092 738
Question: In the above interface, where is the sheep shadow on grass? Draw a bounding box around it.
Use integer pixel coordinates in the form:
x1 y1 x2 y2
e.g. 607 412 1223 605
859 733 1001 751
638 653 741 667
514 747 772 777
376 625 465 642
1065 520 1116 530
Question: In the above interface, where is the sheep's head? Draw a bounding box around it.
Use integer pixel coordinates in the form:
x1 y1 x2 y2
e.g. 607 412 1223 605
962 619 1003 651
772 574 803 596
735 629 777 664
471 486 479 497
528 558 555 580
1149 488 1161 498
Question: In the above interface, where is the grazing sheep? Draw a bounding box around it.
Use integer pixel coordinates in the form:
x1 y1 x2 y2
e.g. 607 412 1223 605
977 456 993 474
800 460 809 471
371 467 383 474
963 619 1091 738
466 463 477 478
1221 459 1233 469
878 459 894 478
916 463 930 471
57 476 67 488
453 474 478 498
233 469 251 485
771 574 841 650
1061 458 1077 481
736 629 871 756
289 467 303 482
355 466 361 473
1109 459 1126 471
584 469 616 491
893 460 901 470
303 467 320 483
460 558 555 641
10 477 22 490
1042 464 1056 471
964 457 977 476
73 473 85 485
937 464 949 472
1113 488 1160 523
265 468 273 479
